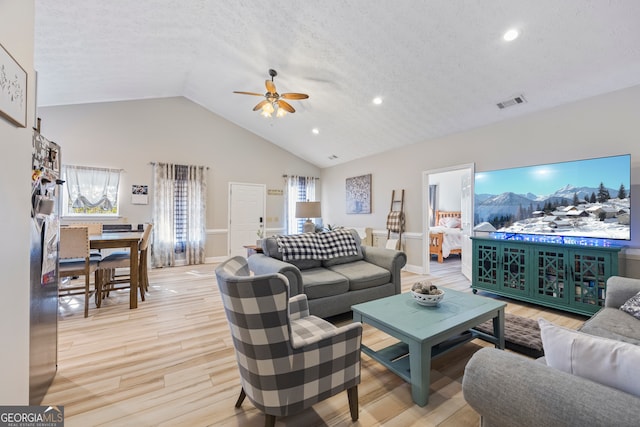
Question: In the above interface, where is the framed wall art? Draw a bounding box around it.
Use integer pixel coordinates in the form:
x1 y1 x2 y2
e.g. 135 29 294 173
0 42 27 128
131 185 149 204
346 173 371 214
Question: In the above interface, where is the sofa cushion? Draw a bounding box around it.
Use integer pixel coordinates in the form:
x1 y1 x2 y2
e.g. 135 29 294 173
620 291 640 320
539 318 640 397
300 268 349 300
579 307 640 345
327 260 390 291
322 229 364 267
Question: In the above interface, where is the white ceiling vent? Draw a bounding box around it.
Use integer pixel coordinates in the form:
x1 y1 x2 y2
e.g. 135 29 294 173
497 95 527 109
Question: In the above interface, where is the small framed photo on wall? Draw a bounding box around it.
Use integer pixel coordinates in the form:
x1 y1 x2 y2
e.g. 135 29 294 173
131 185 148 204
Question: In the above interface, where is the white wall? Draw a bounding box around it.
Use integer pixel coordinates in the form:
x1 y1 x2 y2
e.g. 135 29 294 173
321 85 640 273
430 169 465 212
0 0 35 404
38 97 321 258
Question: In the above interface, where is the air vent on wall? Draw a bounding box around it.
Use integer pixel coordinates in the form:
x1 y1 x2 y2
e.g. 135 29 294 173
497 94 527 109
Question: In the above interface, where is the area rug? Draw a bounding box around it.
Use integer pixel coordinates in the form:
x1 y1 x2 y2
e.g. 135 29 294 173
475 313 544 358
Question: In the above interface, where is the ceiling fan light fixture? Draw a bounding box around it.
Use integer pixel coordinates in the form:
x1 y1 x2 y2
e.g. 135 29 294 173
262 102 274 114
503 28 519 41
234 69 309 118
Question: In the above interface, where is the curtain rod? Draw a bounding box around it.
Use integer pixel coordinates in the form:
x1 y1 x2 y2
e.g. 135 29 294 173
149 162 209 170
282 174 319 180
65 165 124 172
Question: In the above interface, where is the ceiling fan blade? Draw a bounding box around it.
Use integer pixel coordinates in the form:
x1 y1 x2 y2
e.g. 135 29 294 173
252 100 269 111
278 100 295 113
265 79 276 93
281 93 309 100
233 91 264 96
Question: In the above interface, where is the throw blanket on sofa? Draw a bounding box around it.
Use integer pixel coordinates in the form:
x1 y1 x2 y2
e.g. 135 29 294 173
276 229 358 261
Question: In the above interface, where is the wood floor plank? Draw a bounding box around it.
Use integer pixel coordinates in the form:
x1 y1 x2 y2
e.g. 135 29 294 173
43 257 588 426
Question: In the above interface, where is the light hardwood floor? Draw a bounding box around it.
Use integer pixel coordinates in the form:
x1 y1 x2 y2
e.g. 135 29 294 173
45 257 587 426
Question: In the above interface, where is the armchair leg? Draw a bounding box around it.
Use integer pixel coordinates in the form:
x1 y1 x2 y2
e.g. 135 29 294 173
347 385 359 421
264 414 276 427
235 388 246 408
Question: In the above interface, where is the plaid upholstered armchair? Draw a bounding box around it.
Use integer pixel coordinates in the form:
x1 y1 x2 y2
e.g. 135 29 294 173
215 256 363 427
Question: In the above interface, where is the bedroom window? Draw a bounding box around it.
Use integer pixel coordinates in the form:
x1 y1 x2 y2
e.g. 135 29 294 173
61 165 122 217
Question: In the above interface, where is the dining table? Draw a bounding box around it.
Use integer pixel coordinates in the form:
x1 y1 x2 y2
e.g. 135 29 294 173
90 231 144 309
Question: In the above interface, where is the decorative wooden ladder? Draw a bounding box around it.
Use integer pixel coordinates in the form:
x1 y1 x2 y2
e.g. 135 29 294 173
386 189 405 249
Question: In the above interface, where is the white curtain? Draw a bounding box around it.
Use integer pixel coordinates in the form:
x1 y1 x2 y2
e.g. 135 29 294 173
152 163 207 267
429 184 438 226
285 175 317 234
63 165 121 211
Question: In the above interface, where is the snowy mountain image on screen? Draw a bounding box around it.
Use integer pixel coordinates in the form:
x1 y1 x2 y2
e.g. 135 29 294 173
474 184 630 240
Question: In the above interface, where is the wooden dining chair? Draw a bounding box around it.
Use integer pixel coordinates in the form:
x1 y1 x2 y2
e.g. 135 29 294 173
95 223 153 307
68 222 103 235
67 222 103 260
58 226 100 317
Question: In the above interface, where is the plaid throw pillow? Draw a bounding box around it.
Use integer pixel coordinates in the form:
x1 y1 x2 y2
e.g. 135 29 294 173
276 229 358 261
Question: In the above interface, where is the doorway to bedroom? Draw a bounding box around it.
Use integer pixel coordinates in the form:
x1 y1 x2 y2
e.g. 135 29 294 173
422 164 474 280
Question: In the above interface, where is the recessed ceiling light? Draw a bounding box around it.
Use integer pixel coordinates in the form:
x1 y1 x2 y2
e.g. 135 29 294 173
503 28 519 42
312 128 319 135
372 97 383 105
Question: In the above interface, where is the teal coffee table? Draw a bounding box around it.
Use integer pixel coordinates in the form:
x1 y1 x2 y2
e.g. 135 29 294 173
352 289 506 406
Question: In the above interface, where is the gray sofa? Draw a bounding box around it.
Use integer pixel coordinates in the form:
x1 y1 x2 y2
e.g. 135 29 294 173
248 229 407 318
462 276 640 427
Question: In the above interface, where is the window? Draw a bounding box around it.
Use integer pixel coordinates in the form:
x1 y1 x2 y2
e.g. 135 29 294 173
173 165 190 253
61 165 122 217
285 175 317 234
151 163 207 267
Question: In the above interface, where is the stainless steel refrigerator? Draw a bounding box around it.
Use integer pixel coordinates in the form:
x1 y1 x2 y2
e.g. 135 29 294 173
29 128 62 404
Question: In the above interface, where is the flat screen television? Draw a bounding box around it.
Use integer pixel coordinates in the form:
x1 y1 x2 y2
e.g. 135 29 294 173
474 154 631 242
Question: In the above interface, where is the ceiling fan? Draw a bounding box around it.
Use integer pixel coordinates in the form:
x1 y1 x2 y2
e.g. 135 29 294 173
234 69 309 117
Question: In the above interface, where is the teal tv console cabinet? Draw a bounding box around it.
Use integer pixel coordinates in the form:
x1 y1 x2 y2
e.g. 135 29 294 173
471 237 622 316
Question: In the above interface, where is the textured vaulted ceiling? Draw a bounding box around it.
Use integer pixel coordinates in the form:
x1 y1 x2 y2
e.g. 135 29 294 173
34 1 640 168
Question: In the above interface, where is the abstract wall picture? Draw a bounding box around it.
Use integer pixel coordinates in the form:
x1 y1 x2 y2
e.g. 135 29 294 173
346 174 371 214
0 42 27 127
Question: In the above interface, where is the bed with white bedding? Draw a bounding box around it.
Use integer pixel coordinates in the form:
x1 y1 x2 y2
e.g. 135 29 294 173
429 211 462 263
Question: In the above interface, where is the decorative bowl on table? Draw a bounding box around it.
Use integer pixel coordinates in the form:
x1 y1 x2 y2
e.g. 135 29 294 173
411 289 445 306
410 280 445 306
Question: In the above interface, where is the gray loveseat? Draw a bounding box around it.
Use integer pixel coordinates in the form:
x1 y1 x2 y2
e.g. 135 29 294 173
462 276 640 427
248 229 407 318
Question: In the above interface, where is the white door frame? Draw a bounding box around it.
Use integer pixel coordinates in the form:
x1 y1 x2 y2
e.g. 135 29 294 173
422 163 475 275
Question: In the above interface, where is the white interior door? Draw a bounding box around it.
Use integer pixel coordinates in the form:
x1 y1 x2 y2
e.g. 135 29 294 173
460 169 473 280
228 183 266 258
